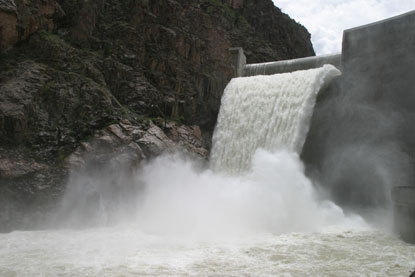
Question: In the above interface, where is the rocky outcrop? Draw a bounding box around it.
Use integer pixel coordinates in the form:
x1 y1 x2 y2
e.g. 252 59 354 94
15 0 59 42
0 146 66 232
1 0 314 140
0 119 208 232
65 119 208 170
0 0 18 50
236 0 314 63
223 0 244 9
0 0 64 50
0 0 314 231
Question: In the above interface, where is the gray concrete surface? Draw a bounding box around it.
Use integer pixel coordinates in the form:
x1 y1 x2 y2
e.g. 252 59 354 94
341 11 415 243
243 54 341 76
392 186 415 243
229 47 246 77
236 10 415 243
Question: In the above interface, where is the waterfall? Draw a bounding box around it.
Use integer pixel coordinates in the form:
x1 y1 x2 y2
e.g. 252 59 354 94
56 64 343 231
210 64 341 174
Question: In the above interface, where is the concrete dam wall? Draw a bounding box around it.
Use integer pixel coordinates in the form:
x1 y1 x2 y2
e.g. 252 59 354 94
230 10 415 244
243 54 342 76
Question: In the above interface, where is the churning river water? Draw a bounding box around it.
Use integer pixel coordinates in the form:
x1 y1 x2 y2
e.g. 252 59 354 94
1 225 414 276
2 65 413 276
1 150 414 276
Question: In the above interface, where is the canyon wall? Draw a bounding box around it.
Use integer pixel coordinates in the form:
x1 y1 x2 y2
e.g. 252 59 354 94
0 0 314 231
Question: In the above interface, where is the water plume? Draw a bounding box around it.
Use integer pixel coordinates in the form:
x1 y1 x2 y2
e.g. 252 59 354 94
56 149 360 238
134 150 353 237
55 64 356 238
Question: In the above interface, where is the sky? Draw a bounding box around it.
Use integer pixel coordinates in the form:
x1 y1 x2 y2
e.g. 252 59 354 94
273 0 414 55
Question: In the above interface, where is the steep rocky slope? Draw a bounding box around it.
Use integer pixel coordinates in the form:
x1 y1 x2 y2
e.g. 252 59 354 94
0 0 314 231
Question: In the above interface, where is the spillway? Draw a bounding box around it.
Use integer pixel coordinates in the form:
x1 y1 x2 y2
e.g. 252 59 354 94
1 11 415 275
0 63 414 276
210 64 341 174
244 54 342 76
231 11 415 244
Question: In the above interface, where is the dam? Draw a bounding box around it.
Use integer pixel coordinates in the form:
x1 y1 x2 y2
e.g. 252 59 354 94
231 10 415 244
0 7 415 277
2 29 414 275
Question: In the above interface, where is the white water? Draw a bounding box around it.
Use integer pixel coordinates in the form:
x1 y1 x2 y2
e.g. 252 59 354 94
1 65 414 276
135 150 354 236
210 64 341 174
1 227 414 276
1 152 414 276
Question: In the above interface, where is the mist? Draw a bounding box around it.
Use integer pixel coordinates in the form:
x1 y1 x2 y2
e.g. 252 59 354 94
299 12 415 224
302 66 415 217
52 149 366 238
53 64 372 238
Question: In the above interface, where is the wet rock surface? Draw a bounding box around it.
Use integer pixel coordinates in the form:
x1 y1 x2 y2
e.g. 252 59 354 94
0 119 209 232
65 119 208 171
0 0 314 231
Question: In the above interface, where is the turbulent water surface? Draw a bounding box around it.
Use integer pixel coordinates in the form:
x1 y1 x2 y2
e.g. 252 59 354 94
1 151 414 277
1 66 414 276
1 226 414 276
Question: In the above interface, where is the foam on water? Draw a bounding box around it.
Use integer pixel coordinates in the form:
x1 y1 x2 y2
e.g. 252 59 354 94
1 227 414 276
1 65 413 276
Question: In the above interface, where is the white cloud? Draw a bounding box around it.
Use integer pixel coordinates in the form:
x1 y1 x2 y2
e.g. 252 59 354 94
273 0 414 54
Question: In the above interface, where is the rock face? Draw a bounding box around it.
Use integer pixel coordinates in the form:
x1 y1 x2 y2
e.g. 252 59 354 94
0 0 63 50
239 0 315 62
0 0 314 231
0 119 209 232
65 119 208 171
223 0 244 9
0 0 18 50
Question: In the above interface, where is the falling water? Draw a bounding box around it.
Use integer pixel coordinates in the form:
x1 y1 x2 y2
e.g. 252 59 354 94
210 64 341 174
1 65 414 276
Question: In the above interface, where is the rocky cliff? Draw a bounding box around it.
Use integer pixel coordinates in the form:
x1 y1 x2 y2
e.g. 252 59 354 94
0 0 314 231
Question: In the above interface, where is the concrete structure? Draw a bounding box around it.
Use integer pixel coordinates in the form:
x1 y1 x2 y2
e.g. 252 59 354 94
244 54 341 76
342 10 415 113
229 47 246 77
229 49 341 77
340 11 415 244
231 10 415 243
392 187 415 243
